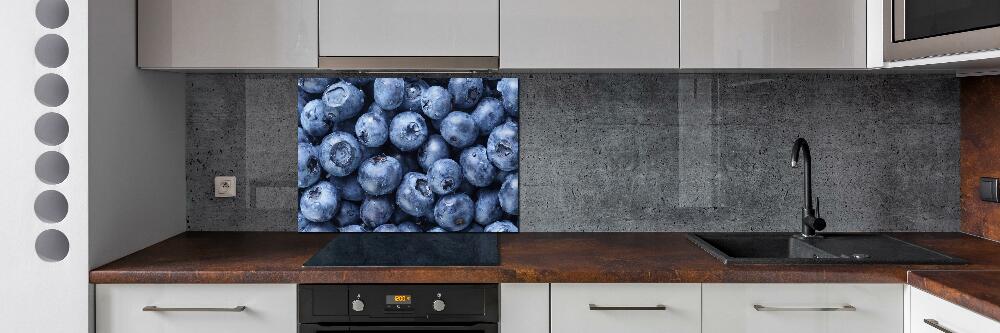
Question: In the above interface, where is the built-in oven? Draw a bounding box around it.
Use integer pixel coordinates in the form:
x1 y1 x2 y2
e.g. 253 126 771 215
884 0 1000 61
298 284 498 333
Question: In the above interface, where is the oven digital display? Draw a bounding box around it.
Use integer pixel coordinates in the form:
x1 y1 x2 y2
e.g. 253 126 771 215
386 295 412 305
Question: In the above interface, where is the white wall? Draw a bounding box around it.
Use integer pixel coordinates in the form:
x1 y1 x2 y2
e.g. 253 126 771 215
0 0 90 331
88 0 186 270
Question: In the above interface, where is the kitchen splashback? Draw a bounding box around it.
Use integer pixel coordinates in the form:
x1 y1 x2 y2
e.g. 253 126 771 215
186 73 960 232
296 77 520 233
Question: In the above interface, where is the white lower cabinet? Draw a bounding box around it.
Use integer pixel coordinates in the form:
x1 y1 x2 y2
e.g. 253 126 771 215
500 283 549 333
910 286 1000 333
550 283 701 333
96 284 297 333
702 283 904 333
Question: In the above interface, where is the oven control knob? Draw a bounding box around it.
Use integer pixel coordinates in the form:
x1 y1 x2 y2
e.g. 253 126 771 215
351 299 365 312
432 299 446 312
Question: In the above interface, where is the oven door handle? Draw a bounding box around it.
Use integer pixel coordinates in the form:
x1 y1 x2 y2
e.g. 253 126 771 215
348 323 497 331
299 323 497 332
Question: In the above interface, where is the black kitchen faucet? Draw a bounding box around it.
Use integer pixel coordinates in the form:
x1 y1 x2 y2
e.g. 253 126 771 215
791 138 826 238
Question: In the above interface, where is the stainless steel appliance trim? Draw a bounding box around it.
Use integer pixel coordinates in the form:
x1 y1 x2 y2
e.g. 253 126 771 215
753 304 856 312
588 304 667 311
884 0 1000 61
923 319 956 333
318 56 499 71
142 305 247 312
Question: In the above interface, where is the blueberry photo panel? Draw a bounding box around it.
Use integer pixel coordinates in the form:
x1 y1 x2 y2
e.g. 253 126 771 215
298 78 519 233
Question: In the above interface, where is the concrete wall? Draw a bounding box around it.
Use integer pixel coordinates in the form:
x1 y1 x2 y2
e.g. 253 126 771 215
186 73 960 232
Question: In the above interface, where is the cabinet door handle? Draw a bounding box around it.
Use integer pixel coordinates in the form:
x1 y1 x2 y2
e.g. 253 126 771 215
142 306 247 312
589 304 667 311
923 319 955 333
753 304 856 312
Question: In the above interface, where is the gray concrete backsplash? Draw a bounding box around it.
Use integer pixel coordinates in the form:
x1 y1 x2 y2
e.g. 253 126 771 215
186 73 960 232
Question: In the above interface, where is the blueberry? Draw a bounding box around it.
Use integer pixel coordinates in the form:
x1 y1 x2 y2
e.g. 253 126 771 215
300 99 334 137
323 81 366 121
487 121 519 171
440 111 478 148
499 173 518 215
397 221 422 232
354 110 389 147
428 159 462 195
379 145 419 175
368 102 394 119
474 189 502 226
493 169 512 186
361 195 394 229
342 77 373 86
374 78 405 110
298 143 322 188
298 90 316 112
420 85 452 120
428 226 447 232
335 201 361 227
484 220 519 232
340 224 369 232
433 193 474 231
297 213 311 231
403 79 430 111
300 181 340 223
358 155 403 195
299 78 335 94
460 145 496 187
448 78 484 109
297 127 312 144
463 224 484 232
418 134 450 171
329 174 364 201
299 221 338 232
396 172 435 217
390 207 413 224
374 224 399 232
471 97 504 135
496 78 519 117
318 131 363 177
389 111 429 151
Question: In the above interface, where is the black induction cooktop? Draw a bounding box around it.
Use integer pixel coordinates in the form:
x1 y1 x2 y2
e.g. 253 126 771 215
303 233 500 267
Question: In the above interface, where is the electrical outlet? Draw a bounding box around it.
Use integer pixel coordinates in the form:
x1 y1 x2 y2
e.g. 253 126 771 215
215 176 236 198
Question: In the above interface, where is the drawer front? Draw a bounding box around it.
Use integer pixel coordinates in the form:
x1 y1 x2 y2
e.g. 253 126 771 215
703 283 903 333
551 283 701 333
319 0 499 57
910 287 1000 333
96 284 297 333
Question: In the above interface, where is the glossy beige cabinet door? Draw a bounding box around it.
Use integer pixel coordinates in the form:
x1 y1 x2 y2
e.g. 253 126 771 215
681 0 868 68
319 0 499 57
702 283 903 333
501 0 680 69
138 0 318 69
551 283 701 333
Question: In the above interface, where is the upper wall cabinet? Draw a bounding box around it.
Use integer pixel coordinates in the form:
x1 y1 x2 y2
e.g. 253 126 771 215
500 0 680 69
138 0 318 69
318 0 499 69
681 0 871 69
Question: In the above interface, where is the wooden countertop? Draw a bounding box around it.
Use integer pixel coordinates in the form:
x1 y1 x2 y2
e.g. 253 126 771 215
89 232 1000 321
91 232 1000 284
908 270 1000 323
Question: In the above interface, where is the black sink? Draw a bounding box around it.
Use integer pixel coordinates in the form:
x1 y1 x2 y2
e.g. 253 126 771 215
687 233 966 265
